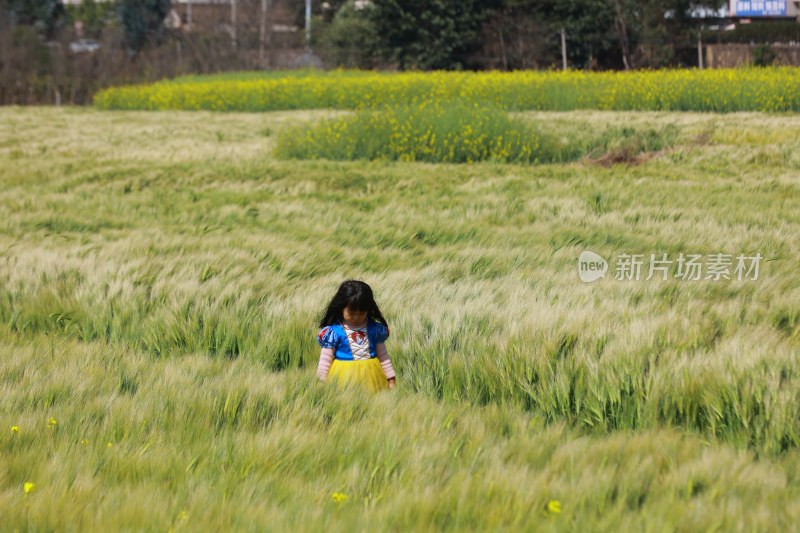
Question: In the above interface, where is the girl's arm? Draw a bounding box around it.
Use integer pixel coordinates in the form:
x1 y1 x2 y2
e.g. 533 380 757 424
375 343 396 382
317 347 334 381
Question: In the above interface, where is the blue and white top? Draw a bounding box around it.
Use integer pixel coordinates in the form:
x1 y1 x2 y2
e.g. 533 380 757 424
317 318 390 361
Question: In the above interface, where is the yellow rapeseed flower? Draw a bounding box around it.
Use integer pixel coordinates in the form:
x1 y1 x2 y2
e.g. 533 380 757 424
48 418 57 429
331 492 349 503
546 499 562 514
11 425 19 434
24 482 35 495
96 67 800 113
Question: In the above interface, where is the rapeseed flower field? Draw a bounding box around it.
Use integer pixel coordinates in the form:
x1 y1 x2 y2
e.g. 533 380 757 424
94 67 800 113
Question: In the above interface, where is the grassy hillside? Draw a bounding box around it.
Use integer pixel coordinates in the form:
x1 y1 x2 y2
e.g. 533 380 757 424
0 107 798 531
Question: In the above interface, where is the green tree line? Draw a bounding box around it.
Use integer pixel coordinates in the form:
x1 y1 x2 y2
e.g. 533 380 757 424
316 0 730 69
3 0 767 70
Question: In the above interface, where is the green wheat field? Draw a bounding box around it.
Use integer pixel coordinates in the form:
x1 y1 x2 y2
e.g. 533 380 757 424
1 106 799 531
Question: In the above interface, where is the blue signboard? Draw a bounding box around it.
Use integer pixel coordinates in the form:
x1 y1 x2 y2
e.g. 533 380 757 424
735 1 787 16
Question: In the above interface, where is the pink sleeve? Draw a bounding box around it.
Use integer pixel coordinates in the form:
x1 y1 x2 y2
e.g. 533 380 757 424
317 347 334 381
375 343 396 380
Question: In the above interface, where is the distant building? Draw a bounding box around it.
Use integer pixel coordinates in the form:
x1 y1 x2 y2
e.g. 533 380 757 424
62 0 300 35
169 0 299 34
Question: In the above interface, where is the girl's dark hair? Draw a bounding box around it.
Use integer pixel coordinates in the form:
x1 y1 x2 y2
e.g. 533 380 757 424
318 280 388 329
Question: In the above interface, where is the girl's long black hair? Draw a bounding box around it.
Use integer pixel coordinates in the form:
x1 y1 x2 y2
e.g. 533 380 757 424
318 280 389 329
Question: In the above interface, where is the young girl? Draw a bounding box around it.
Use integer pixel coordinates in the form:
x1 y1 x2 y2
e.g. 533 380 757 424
317 280 397 393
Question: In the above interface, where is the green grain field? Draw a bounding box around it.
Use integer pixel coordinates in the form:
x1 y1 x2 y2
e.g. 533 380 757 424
1 106 799 531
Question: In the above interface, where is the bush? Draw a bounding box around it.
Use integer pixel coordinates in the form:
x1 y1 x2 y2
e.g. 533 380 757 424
274 101 678 165
274 100 554 164
752 44 776 67
315 0 380 69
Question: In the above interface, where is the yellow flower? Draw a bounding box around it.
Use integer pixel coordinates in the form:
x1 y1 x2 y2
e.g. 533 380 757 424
24 482 35 495
107 442 113 448
48 418 57 428
81 439 89 446
331 492 349 503
11 425 19 434
546 499 562 514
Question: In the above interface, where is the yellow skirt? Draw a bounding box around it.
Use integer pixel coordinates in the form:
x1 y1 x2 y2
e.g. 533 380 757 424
328 357 388 393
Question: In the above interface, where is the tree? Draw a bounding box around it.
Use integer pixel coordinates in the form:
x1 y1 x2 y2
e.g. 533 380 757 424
619 0 727 68
117 0 171 56
2 0 65 38
611 0 633 68
64 0 115 39
481 0 621 70
545 0 619 69
365 0 500 70
475 3 552 69
316 0 380 68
